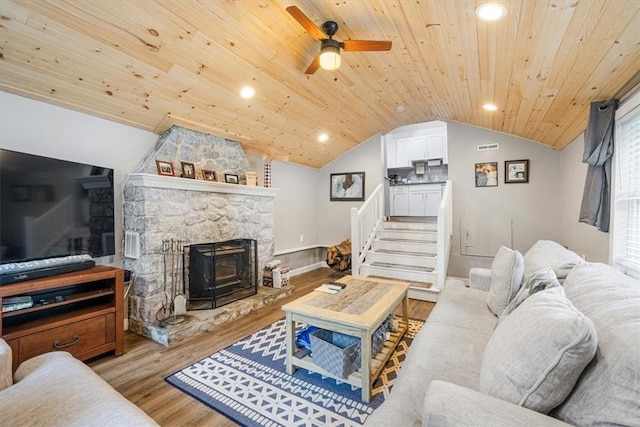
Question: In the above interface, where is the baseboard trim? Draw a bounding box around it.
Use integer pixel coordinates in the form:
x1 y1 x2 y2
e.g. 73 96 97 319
289 262 327 277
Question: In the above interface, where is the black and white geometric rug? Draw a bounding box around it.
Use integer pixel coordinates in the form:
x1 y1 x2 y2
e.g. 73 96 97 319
166 318 423 427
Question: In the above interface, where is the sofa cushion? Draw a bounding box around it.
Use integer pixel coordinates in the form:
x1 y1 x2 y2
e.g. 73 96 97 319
552 263 640 426
497 267 561 324
523 240 584 279
486 246 524 316
479 287 597 414
0 339 12 391
364 280 496 427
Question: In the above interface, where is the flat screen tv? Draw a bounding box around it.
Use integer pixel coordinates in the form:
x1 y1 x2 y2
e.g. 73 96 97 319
0 149 115 264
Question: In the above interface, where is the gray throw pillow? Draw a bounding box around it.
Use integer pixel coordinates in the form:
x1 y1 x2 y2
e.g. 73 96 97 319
523 240 585 279
497 267 561 324
486 246 524 316
479 286 597 414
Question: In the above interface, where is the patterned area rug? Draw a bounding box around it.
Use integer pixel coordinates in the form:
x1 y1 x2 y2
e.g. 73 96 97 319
166 317 424 427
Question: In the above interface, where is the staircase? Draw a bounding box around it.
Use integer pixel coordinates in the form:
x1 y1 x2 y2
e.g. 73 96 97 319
350 181 452 303
359 220 441 302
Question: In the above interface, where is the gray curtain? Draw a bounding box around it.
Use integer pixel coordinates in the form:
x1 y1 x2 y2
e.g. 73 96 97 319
579 99 617 232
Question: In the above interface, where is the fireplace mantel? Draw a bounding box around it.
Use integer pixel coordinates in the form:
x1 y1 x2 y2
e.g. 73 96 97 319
127 173 279 197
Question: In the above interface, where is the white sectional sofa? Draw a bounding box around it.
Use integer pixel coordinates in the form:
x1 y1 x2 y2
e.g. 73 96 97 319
365 240 640 426
0 341 158 426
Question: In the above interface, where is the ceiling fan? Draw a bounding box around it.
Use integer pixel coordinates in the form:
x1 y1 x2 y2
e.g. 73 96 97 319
286 6 392 74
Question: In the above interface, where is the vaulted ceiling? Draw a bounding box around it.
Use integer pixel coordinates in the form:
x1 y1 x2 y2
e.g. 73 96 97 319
1 0 639 168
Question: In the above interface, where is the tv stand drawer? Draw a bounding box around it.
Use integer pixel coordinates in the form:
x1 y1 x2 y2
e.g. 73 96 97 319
10 314 115 365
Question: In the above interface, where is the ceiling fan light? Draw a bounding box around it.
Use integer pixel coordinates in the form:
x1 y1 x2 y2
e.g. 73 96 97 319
476 3 507 21
319 45 341 71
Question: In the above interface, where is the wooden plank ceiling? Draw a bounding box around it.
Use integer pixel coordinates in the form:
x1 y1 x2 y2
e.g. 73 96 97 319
1 0 639 169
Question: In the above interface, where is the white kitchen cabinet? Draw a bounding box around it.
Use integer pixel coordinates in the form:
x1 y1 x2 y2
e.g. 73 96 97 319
408 184 442 217
426 133 444 160
386 139 397 168
390 186 409 216
424 189 442 216
410 136 427 161
386 122 448 169
395 138 413 168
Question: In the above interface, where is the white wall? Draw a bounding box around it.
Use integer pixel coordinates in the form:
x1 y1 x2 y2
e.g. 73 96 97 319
317 134 384 246
0 91 158 265
446 121 564 277
245 153 320 252
559 133 610 262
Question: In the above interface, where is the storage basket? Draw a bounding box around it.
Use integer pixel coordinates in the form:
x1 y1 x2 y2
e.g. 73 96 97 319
309 324 388 379
310 329 360 378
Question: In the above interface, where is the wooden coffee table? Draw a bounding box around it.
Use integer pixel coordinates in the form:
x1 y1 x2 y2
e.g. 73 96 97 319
282 275 409 402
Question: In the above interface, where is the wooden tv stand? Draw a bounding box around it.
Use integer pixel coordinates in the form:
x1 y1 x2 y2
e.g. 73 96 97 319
0 265 124 371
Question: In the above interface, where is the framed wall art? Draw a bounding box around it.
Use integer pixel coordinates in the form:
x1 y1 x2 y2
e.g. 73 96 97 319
505 159 530 183
156 160 175 177
475 162 498 187
330 172 365 201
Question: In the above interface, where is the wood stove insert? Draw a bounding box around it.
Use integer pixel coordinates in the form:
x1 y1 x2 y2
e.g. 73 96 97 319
183 239 257 310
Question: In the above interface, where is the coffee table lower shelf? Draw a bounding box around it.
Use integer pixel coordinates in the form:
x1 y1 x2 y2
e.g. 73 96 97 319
290 320 408 397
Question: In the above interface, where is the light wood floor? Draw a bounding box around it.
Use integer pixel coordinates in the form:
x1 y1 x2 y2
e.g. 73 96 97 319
89 268 435 426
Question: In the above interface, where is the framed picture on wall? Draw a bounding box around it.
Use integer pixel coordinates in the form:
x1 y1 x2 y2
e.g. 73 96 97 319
505 159 530 183
475 162 498 187
330 172 365 201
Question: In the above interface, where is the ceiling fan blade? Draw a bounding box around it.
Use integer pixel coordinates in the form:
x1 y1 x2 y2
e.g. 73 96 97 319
343 40 392 52
305 53 321 74
286 6 327 40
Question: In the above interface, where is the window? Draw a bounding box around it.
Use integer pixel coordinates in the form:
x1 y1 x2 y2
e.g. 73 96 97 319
612 88 640 279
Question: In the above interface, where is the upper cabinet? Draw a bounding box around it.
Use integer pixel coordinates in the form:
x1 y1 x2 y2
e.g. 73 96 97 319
386 122 448 169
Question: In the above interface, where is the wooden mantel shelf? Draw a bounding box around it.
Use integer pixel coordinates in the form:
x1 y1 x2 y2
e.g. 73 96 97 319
127 173 279 198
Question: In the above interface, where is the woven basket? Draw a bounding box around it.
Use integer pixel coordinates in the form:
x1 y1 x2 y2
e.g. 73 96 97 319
310 324 387 379
310 329 360 378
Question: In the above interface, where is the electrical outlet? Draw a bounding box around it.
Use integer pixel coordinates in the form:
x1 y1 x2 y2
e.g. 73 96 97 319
299 234 304 242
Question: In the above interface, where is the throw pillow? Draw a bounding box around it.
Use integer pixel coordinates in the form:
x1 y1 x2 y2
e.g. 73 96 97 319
523 240 585 279
479 287 597 414
497 267 561 324
486 246 524 316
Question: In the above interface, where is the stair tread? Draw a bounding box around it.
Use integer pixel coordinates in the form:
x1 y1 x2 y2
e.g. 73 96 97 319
369 275 438 290
372 249 437 257
366 262 435 273
378 237 436 244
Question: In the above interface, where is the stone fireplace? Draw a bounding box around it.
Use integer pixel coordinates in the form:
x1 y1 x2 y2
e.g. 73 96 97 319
122 126 289 345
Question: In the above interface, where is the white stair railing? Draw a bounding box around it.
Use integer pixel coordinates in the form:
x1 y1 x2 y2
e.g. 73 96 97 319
351 183 385 275
436 180 453 288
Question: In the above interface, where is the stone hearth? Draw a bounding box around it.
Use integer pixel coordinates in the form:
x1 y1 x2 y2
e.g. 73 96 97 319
142 285 293 346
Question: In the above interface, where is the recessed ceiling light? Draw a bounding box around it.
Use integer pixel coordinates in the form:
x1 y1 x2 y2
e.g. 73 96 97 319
476 3 507 21
483 103 498 111
318 133 329 143
239 86 256 99
395 105 406 113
